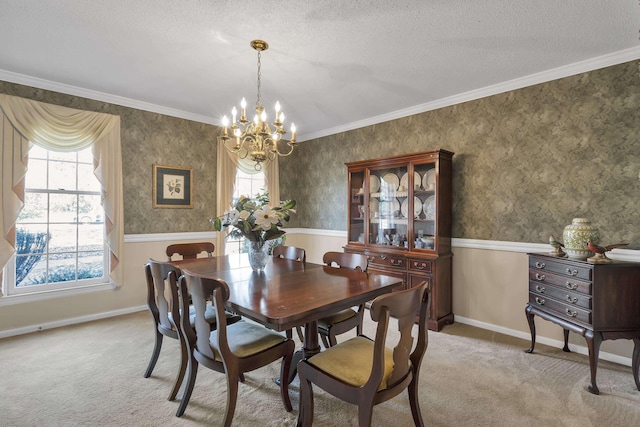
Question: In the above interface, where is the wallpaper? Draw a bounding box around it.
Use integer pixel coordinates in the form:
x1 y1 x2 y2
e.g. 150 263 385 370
0 82 218 234
279 61 640 249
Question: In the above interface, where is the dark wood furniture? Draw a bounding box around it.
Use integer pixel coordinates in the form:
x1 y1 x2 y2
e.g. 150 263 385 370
317 251 369 348
174 254 403 383
297 281 430 427
143 259 240 401
344 149 453 331
174 271 295 424
273 245 307 341
525 252 640 394
166 242 215 260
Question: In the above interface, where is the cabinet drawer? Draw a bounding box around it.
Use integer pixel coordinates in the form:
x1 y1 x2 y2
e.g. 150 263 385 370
528 270 591 295
529 292 591 325
408 258 432 273
368 253 405 269
529 281 592 310
529 257 592 281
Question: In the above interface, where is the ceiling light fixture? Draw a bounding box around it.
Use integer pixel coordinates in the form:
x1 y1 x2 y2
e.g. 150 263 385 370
220 40 297 171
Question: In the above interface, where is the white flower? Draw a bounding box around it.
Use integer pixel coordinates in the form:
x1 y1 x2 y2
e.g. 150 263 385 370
238 210 250 220
224 209 240 225
254 206 279 231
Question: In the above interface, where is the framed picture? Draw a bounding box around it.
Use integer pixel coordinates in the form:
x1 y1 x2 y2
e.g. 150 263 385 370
153 164 193 208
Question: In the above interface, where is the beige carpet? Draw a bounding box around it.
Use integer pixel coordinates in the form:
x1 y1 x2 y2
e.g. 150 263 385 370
1 311 639 427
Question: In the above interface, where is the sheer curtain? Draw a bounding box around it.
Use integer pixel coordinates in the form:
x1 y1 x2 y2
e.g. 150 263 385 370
215 138 279 252
0 94 124 297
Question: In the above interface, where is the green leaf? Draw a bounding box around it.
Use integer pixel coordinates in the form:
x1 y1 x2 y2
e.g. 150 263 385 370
213 217 222 231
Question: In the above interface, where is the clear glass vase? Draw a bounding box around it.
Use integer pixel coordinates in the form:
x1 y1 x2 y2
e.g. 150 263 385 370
248 241 270 271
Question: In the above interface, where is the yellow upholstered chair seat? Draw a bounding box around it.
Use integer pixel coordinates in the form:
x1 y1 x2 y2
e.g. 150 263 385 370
209 321 289 360
317 308 357 329
307 336 397 391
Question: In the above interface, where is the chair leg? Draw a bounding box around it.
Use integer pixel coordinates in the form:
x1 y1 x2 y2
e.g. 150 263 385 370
279 353 293 412
320 334 330 349
357 403 375 427
408 376 425 427
144 329 163 378
297 376 314 427
223 368 240 427
176 357 198 417
295 326 305 342
286 329 293 339
168 336 188 401
328 332 338 347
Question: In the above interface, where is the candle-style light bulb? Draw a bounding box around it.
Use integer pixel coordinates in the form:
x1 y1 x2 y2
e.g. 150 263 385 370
280 112 285 124
290 123 296 141
261 110 267 121
221 115 229 137
231 107 237 124
274 101 281 123
240 98 247 119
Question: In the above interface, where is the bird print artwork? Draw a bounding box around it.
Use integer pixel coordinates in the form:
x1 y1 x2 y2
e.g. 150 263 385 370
548 235 567 257
586 239 629 263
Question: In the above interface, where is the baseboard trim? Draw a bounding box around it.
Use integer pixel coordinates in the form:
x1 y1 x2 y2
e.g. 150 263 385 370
454 315 633 368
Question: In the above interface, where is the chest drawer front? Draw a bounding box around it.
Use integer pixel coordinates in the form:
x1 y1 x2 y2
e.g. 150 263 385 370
529 257 592 281
529 292 591 325
408 259 432 273
368 253 405 269
528 281 592 310
528 270 592 295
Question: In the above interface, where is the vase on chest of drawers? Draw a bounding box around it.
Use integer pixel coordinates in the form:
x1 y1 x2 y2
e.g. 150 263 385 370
562 218 600 260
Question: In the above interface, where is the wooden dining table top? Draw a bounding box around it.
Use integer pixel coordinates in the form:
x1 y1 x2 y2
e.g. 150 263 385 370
174 254 403 333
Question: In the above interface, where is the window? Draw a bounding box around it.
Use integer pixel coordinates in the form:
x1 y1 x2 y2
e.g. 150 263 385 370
224 169 265 255
4 145 107 295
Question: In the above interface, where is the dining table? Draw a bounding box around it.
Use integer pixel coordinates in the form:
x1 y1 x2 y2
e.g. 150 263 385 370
174 253 403 383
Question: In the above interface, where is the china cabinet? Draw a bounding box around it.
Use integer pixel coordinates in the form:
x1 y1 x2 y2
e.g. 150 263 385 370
344 149 454 331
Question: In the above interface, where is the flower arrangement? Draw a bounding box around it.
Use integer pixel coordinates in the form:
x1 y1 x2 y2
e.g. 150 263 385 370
211 191 296 246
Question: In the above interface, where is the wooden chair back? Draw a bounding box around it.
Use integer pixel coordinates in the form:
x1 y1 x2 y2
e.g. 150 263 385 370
145 259 181 339
273 245 306 262
322 251 368 271
166 242 215 260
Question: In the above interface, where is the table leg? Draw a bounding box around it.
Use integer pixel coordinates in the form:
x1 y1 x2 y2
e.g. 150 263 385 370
585 330 602 395
633 338 640 391
279 320 323 385
562 329 570 352
525 304 536 353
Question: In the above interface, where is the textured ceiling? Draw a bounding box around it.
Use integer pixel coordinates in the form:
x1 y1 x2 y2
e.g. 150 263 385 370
1 1 639 141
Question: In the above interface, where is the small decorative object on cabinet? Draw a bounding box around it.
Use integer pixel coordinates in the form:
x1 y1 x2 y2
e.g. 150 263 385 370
562 218 600 260
525 253 640 395
344 149 454 331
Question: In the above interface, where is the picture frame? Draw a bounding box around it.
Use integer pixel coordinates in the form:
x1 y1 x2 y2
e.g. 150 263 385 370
153 164 193 208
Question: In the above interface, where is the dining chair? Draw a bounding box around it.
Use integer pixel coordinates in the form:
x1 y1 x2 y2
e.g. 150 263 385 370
317 251 369 348
143 259 240 401
166 242 215 260
174 270 295 424
297 281 430 427
273 245 306 342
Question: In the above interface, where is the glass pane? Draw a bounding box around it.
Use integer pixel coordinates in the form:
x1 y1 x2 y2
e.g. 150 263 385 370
77 163 99 191
77 147 93 163
49 223 77 253
78 195 102 222
349 170 365 243
15 225 48 255
78 250 104 280
79 223 103 249
49 160 77 191
18 193 48 223
49 193 77 223
49 151 76 161
369 166 407 247
25 158 48 189
413 162 436 250
16 254 48 287
28 145 48 159
48 253 77 283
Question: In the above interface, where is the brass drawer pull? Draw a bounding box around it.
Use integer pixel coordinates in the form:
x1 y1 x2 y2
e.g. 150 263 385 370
565 281 578 290
380 255 387 260
535 273 546 281
535 285 545 293
535 262 546 269
566 268 578 276
566 295 578 304
535 297 545 305
413 262 427 270
390 259 402 266
565 308 578 317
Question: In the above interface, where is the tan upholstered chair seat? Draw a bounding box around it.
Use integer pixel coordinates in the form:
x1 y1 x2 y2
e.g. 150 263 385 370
209 321 288 359
318 308 356 329
169 304 239 329
307 336 397 390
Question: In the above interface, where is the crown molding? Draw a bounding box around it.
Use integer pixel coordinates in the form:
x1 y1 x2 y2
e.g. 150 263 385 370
299 47 640 142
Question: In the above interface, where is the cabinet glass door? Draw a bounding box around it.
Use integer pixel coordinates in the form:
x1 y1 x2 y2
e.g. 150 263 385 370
348 170 366 243
412 162 436 251
368 165 408 248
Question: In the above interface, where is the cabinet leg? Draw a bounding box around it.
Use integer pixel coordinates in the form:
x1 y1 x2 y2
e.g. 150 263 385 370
525 304 536 353
585 330 602 395
562 329 570 352
633 338 640 392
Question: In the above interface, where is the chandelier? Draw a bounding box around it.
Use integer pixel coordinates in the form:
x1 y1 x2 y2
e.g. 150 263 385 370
220 40 297 171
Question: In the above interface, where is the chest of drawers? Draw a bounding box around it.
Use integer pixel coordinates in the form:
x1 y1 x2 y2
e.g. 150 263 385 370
525 253 640 394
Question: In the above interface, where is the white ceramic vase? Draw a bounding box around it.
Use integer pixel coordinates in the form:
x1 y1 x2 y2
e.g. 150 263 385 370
563 218 600 260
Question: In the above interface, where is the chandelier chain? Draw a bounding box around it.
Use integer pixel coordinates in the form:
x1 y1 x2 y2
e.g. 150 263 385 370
256 50 262 108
